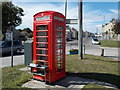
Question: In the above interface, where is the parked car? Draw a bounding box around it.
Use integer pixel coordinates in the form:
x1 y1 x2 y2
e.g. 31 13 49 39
0 40 22 55
66 38 72 42
91 38 100 45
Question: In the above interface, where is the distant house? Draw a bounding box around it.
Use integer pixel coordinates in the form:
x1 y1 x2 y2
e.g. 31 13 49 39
66 26 78 40
66 26 71 39
102 19 115 39
71 28 78 39
83 31 94 37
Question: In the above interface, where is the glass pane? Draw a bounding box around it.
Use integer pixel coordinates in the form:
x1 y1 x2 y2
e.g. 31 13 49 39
37 50 47 54
57 44 63 48
57 49 62 54
57 38 62 42
36 38 48 42
57 32 63 37
57 63 61 66
36 32 48 36
36 25 48 30
57 26 63 31
57 55 63 60
37 56 47 61
37 44 48 48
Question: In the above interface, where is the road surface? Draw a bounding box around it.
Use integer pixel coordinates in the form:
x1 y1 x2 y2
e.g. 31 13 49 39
66 37 119 60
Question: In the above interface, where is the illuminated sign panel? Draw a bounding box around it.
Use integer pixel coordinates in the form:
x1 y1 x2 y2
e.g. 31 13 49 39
36 16 50 20
54 16 64 22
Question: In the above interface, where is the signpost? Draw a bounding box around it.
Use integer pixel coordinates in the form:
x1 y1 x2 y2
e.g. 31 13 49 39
66 19 78 24
66 0 83 60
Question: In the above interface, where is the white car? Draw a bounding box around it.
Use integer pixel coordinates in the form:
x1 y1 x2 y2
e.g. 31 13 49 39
91 38 100 45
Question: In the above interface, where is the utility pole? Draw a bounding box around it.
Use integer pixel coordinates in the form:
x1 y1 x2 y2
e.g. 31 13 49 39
78 0 83 59
65 0 67 18
11 26 14 67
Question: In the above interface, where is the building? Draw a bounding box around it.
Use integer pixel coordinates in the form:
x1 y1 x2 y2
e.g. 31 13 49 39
66 26 78 40
83 31 94 37
102 19 115 39
71 28 78 39
66 25 71 40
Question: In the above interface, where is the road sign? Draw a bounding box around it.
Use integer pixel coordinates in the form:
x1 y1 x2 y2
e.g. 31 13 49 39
66 19 78 24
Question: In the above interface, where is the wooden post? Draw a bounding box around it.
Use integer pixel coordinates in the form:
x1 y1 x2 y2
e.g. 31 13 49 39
101 49 104 56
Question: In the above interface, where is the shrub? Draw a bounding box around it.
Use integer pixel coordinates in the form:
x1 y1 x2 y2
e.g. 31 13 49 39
69 49 78 52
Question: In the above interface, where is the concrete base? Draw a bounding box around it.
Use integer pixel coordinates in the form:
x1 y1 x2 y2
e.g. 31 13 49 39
22 76 116 89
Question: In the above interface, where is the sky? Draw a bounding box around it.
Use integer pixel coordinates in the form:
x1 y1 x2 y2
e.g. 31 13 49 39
12 0 119 33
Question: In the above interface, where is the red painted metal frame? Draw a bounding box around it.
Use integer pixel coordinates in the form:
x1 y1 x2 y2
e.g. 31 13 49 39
33 11 66 83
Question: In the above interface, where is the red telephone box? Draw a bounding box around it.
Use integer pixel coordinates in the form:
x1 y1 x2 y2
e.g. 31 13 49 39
29 11 66 83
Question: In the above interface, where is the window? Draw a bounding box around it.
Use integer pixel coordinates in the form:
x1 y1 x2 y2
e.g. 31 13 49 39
36 32 48 36
36 25 48 30
57 26 63 31
4 41 11 47
14 41 21 46
37 44 48 48
57 55 63 60
37 56 47 61
57 32 63 37
37 50 47 54
57 38 63 42
36 38 48 42
57 49 63 54
57 44 63 48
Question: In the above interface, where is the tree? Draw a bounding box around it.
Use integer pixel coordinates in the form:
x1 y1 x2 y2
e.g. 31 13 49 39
112 19 120 35
2 1 24 40
23 28 32 33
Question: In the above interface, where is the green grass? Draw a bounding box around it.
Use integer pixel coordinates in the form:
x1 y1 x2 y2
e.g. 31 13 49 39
1 65 33 89
66 54 120 88
100 40 120 48
1 55 120 89
82 84 116 90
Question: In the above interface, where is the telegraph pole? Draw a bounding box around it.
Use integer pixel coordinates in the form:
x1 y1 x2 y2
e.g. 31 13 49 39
11 26 14 67
65 0 67 17
78 0 83 59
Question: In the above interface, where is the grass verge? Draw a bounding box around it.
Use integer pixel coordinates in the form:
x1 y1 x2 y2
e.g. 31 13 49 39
82 84 116 90
66 54 120 88
100 40 120 48
1 54 120 89
2 65 33 89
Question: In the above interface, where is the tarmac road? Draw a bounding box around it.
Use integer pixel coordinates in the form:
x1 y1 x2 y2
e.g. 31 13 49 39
66 37 119 60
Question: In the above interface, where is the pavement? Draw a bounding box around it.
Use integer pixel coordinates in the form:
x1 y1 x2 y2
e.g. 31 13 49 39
22 76 117 89
0 54 24 69
0 49 25 69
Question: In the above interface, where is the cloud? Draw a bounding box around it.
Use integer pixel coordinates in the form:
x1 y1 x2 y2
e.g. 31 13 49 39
109 9 118 14
14 2 65 29
13 2 118 33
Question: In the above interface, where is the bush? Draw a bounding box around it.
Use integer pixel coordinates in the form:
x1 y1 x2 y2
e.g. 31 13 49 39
69 49 78 52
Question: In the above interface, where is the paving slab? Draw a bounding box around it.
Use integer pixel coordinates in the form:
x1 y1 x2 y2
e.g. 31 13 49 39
22 76 117 89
